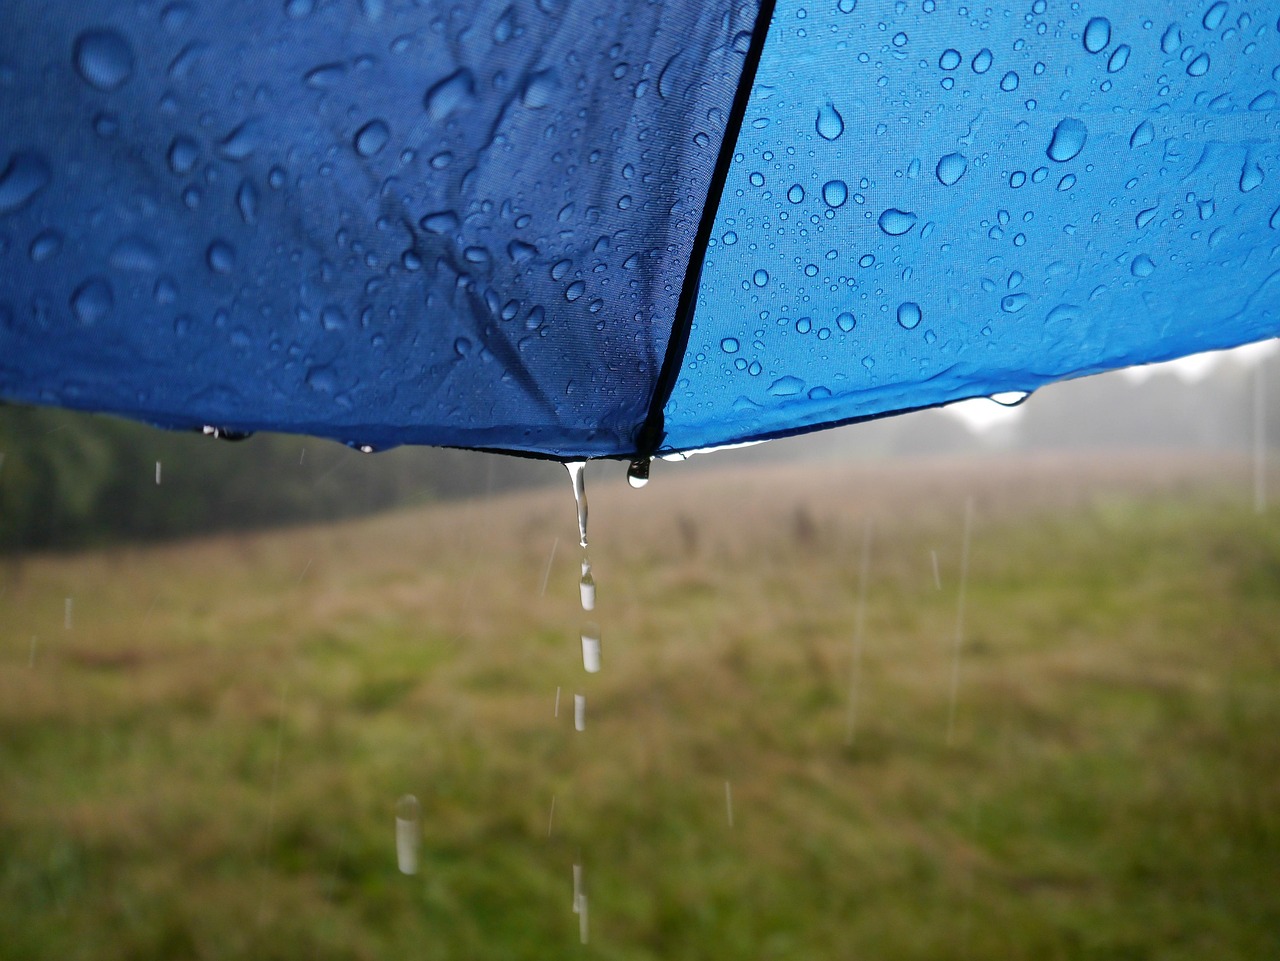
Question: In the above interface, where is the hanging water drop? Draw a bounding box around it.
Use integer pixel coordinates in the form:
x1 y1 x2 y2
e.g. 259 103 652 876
627 457 650 488
565 461 588 549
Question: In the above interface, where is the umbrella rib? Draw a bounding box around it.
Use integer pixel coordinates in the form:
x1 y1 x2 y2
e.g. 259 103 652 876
633 0 779 461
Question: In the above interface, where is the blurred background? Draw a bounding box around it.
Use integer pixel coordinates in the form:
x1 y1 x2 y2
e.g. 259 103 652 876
1 346 1278 959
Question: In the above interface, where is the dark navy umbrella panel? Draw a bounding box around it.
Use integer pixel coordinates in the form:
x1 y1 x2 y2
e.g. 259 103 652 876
1 0 1278 460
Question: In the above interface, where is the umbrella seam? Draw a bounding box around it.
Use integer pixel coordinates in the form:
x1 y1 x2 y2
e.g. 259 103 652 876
633 0 779 462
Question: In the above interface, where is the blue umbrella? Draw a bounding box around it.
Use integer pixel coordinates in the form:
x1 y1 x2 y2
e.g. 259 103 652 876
2 0 1277 470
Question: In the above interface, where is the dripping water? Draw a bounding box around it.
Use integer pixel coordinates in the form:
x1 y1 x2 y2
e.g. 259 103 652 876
564 461 588 549
579 556 595 611
627 456 650 489
574 693 586 732
581 621 601 673
395 794 421 875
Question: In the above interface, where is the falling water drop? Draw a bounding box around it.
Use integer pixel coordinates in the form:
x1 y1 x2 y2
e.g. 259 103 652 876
395 795 420 875
565 461 588 548
574 693 586 731
581 621 601 673
579 556 596 611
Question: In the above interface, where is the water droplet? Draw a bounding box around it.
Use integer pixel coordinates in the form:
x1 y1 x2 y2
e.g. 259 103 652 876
580 621 601 673
29 229 62 262
752 269 769 286
822 179 848 208
1186 53 1210 77
1107 44 1131 72
419 210 458 235
936 152 968 186
1161 23 1182 54
1250 92 1278 111
787 183 805 204
0 152 51 216
167 136 199 175
1130 254 1155 277
1000 71 1019 91
897 302 922 329
720 337 739 353
70 277 113 325
108 236 159 272
990 391 1030 406
1000 292 1030 313
565 461 588 549
206 240 235 274
972 48 993 74
1202 1 1228 31
816 102 844 141
573 693 586 731
395 795 420 875
1136 206 1158 228
565 281 585 302
878 208 918 236
1083 17 1111 54
1057 173 1076 190
837 0 857 11
424 68 475 121
1130 120 1155 148
521 70 556 109
73 29 135 91
939 48 962 70
1046 118 1087 162
768 376 804 397
836 311 856 332
1009 170 1027 188
217 119 261 161
236 179 259 225
579 555 596 612
354 119 390 157
1240 159 1264 193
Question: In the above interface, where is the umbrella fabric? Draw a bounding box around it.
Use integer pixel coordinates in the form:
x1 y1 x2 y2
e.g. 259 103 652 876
1 1 1278 461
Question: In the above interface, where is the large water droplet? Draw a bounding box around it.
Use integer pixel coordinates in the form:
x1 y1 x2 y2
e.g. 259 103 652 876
565 461 588 549
1107 44 1131 72
1130 254 1155 277
0 152 51 216
939 48 962 70
1046 118 1087 162
73 29 135 91
579 556 596 611
1161 23 1182 54
424 68 475 121
1129 120 1155 148
787 183 805 204
1240 159 1264 193
816 102 845 141
1082 17 1111 53
354 119 390 157
1202 1 1228 31
936 152 968 186
822 179 848 208
1186 53 1210 77
878 208 918 236
752 268 769 287
897 302 922 329
108 237 159 272
720 337 739 353
768 376 804 397
1000 293 1030 313
626 458 650 489
972 48 993 74
71 277 113 325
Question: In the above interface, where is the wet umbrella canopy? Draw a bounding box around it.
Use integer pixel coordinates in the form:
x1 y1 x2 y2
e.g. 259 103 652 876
1 0 1278 460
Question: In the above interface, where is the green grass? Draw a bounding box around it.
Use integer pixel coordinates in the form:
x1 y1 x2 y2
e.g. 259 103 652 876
1 453 1278 960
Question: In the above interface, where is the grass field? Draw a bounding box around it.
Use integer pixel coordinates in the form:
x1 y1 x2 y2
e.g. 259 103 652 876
1 451 1278 960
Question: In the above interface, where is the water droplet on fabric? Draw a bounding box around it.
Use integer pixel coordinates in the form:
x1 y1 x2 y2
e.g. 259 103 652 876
897 301 922 329
1000 71 1019 91
73 29 135 91
822 179 848 208
939 48 962 70
29 229 62 262
1202 1 1228 31
720 337 739 353
1240 159 1264 193
1130 120 1155 148
816 102 845 141
787 183 805 203
206 240 235 274
768 376 804 397
0 152 52 215
419 210 458 235
878 208 917 235
752 268 769 286
836 311 856 332
236 179 259 225
167 136 199 175
1136 206 1158 228
1186 52 1210 77
1083 17 1111 54
354 119 390 157
1107 44 1131 72
1130 254 1155 277
1161 23 1182 54
217 119 261 161
936 153 968 186
1046 118 1087 162
108 237 159 272
972 48 993 74
1001 293 1030 312
521 70 556 109
71 277 113 325
424 69 475 121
